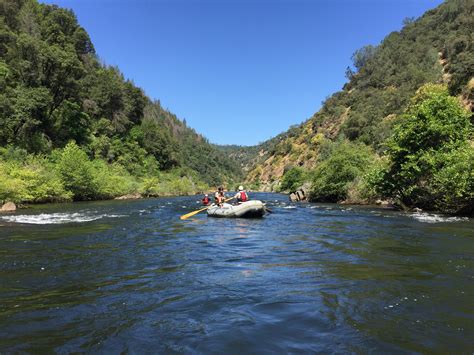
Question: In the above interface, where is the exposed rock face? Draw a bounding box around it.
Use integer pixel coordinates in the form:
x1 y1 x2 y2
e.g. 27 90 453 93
0 202 16 212
114 193 142 200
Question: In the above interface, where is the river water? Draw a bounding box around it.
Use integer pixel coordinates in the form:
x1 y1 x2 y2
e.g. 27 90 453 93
0 193 473 353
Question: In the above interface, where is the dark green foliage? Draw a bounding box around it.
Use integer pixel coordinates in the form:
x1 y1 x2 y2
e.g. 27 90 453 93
373 84 473 214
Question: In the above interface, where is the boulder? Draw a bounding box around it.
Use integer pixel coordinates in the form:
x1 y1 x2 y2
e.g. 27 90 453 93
289 189 307 202
289 193 299 202
114 193 142 200
296 190 306 201
0 202 16 212
375 199 391 206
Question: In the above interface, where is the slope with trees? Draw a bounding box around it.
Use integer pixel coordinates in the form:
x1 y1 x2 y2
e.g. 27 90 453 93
0 0 242 203
245 0 473 214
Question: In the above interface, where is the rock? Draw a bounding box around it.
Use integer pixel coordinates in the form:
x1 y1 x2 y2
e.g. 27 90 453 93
289 189 307 202
376 199 391 206
289 193 299 202
413 207 423 213
0 202 16 212
296 190 306 201
114 193 142 200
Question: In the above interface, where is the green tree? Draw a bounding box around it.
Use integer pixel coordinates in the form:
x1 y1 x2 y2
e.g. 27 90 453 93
374 84 473 213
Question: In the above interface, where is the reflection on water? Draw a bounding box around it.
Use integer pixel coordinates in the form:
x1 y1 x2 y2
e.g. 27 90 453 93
0 194 473 352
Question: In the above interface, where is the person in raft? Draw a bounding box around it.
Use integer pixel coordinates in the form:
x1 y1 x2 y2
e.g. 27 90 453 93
202 194 210 206
234 185 249 203
214 187 225 206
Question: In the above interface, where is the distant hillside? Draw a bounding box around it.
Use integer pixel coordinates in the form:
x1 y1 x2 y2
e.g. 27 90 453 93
0 0 242 189
245 0 473 190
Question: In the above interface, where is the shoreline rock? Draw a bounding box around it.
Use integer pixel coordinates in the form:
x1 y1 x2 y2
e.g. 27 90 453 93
114 193 143 200
0 202 17 212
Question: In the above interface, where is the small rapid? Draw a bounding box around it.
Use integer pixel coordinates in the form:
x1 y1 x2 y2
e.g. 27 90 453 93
0 212 126 225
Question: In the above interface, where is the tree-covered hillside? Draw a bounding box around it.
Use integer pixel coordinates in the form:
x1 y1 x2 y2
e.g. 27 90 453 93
242 0 473 215
246 0 473 193
0 0 242 203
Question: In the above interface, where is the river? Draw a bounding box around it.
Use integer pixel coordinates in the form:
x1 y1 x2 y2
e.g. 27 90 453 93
0 193 473 353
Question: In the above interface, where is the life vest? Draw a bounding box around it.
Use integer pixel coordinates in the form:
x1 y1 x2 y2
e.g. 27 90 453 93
202 196 210 205
239 191 248 202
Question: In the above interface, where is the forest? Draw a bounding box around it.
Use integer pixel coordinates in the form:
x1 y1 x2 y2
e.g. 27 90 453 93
0 0 242 203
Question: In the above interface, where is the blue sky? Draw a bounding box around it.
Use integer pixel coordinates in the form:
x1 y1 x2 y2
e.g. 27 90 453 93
42 0 443 146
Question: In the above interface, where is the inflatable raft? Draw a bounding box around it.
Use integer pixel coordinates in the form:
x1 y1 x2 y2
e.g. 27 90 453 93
207 200 265 218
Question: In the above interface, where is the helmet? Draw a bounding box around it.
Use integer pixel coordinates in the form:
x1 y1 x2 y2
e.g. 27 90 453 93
205 194 208 196
238 185 244 191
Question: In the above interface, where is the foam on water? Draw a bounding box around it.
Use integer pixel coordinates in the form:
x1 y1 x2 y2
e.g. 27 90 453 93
411 212 468 224
0 212 126 225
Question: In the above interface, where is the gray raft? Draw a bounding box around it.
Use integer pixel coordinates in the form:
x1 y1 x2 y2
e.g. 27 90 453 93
207 200 265 218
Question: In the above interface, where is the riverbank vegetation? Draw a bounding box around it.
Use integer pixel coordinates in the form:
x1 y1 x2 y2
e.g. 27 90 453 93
0 143 210 203
0 0 241 205
276 84 473 215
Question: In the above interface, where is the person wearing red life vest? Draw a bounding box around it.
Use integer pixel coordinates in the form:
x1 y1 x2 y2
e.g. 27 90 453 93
234 185 249 203
202 194 210 206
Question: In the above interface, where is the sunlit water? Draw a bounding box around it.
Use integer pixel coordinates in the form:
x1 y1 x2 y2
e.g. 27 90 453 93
0 193 473 353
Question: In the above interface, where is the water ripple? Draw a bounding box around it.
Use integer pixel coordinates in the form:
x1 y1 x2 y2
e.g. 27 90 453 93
0 193 473 353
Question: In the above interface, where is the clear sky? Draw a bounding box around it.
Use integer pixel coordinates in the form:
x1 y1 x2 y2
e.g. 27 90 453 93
42 0 444 146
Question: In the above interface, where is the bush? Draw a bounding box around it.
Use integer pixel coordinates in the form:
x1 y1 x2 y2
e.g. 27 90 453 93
140 176 160 197
310 140 376 202
280 167 305 192
91 160 137 199
56 142 97 200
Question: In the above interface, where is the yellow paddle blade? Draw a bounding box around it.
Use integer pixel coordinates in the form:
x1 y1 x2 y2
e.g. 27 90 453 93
179 197 234 220
180 206 209 220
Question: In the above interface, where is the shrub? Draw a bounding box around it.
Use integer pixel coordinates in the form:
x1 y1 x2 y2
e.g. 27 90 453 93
280 167 305 192
56 142 97 200
91 160 137 199
310 140 375 202
140 176 160 197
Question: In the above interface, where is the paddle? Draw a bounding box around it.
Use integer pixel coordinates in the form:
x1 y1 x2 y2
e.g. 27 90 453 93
180 197 234 220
